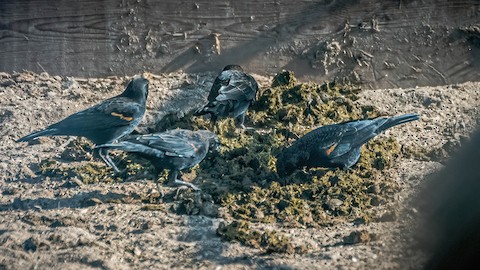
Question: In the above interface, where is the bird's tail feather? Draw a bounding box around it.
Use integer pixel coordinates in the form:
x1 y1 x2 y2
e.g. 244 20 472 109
378 113 420 132
16 128 59 143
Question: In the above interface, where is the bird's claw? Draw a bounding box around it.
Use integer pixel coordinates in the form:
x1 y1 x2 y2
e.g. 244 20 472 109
111 168 127 178
239 126 256 133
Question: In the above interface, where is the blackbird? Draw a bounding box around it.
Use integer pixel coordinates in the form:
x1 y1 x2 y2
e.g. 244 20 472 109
95 129 219 190
16 77 149 173
194 65 258 128
276 113 420 176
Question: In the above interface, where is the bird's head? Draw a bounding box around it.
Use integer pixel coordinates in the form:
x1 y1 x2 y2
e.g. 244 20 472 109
275 151 297 178
222 64 243 72
197 130 220 152
121 77 149 103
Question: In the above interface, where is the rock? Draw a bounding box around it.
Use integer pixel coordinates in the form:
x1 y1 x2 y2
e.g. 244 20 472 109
343 230 376 245
22 237 37 252
326 198 344 211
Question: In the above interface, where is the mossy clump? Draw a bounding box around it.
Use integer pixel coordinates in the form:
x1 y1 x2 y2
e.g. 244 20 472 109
217 220 305 254
59 137 94 162
39 158 120 183
220 138 401 228
154 71 403 228
40 71 406 234
251 71 375 135
38 139 155 184
271 70 297 88
171 190 218 217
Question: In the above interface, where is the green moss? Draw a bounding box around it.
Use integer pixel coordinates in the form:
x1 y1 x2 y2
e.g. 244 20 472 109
252 73 370 129
38 159 73 178
73 163 117 184
38 151 156 185
39 71 407 246
60 137 94 162
219 139 401 228
151 71 404 229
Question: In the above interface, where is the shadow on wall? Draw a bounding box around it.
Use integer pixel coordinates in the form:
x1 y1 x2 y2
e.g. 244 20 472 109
413 125 480 270
161 0 360 74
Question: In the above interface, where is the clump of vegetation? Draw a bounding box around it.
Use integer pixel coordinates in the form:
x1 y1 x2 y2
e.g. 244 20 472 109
157 71 402 228
38 137 156 184
39 71 406 248
219 137 401 228
250 70 376 135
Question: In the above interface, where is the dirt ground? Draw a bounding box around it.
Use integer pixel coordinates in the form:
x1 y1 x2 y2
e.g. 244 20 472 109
0 69 478 269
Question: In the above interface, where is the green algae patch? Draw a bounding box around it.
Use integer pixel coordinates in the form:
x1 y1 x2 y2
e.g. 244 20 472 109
217 220 305 254
39 71 408 241
220 138 401 228
153 70 404 229
251 71 375 132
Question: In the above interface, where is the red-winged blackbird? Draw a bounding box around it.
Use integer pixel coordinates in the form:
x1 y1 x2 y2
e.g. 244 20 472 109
275 113 420 177
194 65 259 128
95 129 219 190
16 77 149 173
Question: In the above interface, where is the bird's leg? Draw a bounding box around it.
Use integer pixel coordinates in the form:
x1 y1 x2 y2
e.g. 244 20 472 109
211 120 217 133
235 113 254 130
97 147 122 175
211 115 218 132
236 113 246 129
167 170 201 191
155 179 165 199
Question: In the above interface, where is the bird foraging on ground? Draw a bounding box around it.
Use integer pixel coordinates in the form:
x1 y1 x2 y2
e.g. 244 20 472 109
194 65 259 129
16 77 149 173
95 129 219 191
275 113 420 177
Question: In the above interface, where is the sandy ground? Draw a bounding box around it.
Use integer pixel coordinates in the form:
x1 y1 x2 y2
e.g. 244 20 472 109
0 71 479 269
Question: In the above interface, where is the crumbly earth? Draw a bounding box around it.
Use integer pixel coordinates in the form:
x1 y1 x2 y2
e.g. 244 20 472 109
0 71 479 269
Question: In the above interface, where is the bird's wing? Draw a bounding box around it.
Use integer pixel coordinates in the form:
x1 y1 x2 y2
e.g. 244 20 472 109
303 124 350 158
326 120 379 158
132 133 196 158
96 97 144 123
52 97 143 131
215 71 257 102
244 73 259 101
207 75 224 102
207 69 237 102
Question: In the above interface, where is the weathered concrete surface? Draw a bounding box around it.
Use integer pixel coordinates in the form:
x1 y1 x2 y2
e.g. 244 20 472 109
1 0 479 88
